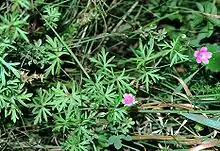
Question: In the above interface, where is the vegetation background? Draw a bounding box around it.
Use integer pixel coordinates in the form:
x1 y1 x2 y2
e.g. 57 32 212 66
0 0 220 150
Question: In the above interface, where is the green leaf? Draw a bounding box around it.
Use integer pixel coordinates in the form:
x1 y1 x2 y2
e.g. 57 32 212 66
108 135 117 145
181 113 220 130
188 14 203 28
175 68 201 93
205 44 220 72
32 88 53 124
16 27 29 43
11 107 19 123
204 2 217 14
191 22 214 46
120 135 132 141
108 135 128 149
210 5 217 15
196 2 204 12
0 67 6 85
201 22 214 38
208 17 220 27
194 124 204 132
89 48 116 73
0 56 20 85
206 52 220 72
114 137 122 149
138 69 165 92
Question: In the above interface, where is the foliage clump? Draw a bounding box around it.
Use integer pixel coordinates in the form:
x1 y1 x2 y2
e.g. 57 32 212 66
0 0 220 150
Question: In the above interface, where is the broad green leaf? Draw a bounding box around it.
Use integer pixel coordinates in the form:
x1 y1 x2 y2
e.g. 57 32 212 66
181 113 220 130
204 2 217 14
206 44 220 72
211 5 217 15
208 17 220 27
196 2 204 12
188 14 203 28
191 22 214 46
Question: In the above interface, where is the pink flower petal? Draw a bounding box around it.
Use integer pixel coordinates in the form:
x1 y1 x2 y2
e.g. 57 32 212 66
123 93 129 98
194 51 199 58
194 47 212 64
204 52 212 59
122 98 126 104
200 47 208 52
202 58 209 64
196 58 202 63
122 93 135 106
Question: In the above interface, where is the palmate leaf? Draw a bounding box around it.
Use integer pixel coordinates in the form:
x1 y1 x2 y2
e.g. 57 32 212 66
0 13 29 42
0 57 20 77
93 83 118 106
83 74 104 95
111 69 135 94
108 135 122 149
107 107 127 125
43 6 61 29
132 38 155 68
103 84 117 106
0 38 17 51
107 135 132 149
11 0 31 9
44 35 69 77
0 79 32 123
51 82 84 112
89 48 116 73
0 55 20 85
16 27 29 43
13 87 33 110
31 88 53 124
114 137 122 150
138 69 165 92
119 117 135 134
44 55 63 76
64 134 90 151
159 37 189 66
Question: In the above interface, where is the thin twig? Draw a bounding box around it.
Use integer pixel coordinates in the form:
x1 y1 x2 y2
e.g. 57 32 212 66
112 1 139 33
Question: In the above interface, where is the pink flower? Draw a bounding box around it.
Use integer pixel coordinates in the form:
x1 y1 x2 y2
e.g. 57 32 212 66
122 93 135 106
194 47 212 64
